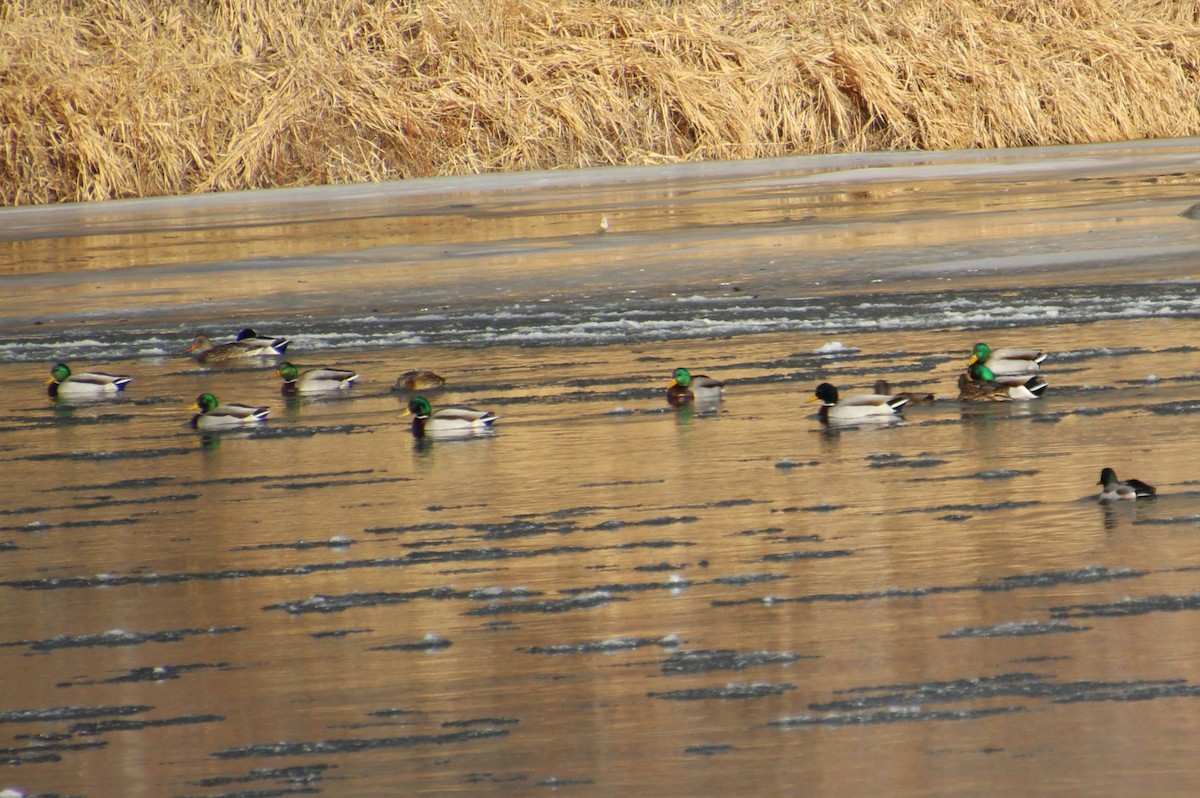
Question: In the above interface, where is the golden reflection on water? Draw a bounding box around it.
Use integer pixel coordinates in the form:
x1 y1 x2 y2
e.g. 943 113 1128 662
3 317 1200 795
5 142 1200 794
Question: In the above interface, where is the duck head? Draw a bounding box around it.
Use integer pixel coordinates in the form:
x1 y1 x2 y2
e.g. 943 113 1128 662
191 393 220 413
46 363 71 385
406 396 433 419
967 362 996 381
968 342 992 366
809 383 839 406
669 368 693 389
275 362 300 382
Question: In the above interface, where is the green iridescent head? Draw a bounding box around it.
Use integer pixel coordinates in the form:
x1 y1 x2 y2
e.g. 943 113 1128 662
969 343 992 365
275 362 300 381
1098 467 1118 488
671 368 693 388
193 393 219 413
967 361 996 381
408 396 432 418
48 363 71 383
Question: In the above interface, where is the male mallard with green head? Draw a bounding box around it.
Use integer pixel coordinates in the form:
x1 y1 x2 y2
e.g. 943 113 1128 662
667 367 724 407
45 363 132 398
274 362 359 394
189 392 269 429
401 396 497 436
957 363 1047 401
969 342 1046 375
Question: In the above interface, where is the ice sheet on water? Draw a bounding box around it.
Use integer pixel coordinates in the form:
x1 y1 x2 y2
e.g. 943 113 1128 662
6 278 1200 360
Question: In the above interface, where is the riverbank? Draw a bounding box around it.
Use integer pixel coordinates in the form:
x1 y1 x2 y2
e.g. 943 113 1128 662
3 0 1198 205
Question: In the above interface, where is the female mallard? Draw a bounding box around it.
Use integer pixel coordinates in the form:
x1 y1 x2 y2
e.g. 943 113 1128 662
969 342 1046 375
189 392 269 429
808 382 908 421
274 362 358 394
957 363 1047 401
393 370 447 392
402 396 496 436
187 331 289 362
873 379 935 405
667 367 724 407
1097 467 1156 501
45 363 132 398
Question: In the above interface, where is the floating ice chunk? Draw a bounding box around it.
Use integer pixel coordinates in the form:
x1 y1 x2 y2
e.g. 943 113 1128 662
813 341 859 355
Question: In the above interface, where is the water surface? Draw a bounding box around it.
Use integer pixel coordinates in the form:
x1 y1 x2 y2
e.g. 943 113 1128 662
3 140 1200 796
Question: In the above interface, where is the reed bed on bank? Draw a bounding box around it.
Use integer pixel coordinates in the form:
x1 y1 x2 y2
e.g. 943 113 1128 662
1 0 1198 204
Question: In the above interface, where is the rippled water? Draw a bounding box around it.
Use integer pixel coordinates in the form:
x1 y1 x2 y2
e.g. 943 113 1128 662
3 140 1200 797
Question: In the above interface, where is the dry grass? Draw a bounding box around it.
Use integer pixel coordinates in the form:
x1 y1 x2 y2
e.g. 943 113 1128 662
2 0 1198 204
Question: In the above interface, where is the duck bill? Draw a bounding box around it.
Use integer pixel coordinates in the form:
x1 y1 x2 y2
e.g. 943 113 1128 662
44 376 57 385
399 409 411 419
967 354 980 366
805 395 821 403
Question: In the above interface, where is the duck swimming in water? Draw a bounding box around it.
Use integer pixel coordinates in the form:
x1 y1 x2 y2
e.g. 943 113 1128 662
274 362 359 394
667 367 725 407
968 342 1046 376
45 363 132 399
873 379 935 405
189 392 269 429
393 370 447 392
1097 467 1156 501
957 363 1047 401
188 331 290 362
402 396 497 437
808 382 908 421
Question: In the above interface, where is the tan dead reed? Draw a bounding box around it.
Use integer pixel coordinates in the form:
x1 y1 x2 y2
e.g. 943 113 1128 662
1 0 1198 204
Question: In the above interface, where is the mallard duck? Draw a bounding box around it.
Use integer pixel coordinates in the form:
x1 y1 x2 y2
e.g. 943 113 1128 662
187 331 289 362
274 362 358 394
189 392 269 429
957 363 1047 401
808 382 908 421
873 379 935 405
393 370 447 392
969 342 1046 375
667 367 724 407
402 396 496 436
45 363 132 398
1097 467 1156 501
236 327 292 352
